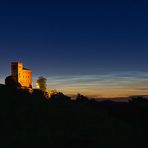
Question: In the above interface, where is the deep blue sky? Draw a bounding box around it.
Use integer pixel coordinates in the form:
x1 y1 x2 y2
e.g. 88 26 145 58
0 0 148 97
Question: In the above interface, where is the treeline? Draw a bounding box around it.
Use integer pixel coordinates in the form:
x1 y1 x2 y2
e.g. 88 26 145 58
0 83 148 148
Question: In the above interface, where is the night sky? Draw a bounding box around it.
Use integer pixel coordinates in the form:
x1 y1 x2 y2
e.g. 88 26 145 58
0 0 148 97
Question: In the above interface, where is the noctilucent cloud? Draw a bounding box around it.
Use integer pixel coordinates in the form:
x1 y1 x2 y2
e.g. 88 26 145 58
0 0 148 97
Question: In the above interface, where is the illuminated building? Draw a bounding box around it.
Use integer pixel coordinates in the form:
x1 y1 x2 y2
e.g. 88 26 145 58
11 62 32 87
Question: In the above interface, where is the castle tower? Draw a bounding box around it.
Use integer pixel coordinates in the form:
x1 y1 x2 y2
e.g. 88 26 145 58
11 62 32 87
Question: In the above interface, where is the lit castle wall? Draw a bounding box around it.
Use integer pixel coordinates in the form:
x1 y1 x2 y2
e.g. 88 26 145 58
11 62 32 87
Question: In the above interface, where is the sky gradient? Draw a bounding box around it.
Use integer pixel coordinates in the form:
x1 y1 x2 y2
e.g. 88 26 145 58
0 0 148 97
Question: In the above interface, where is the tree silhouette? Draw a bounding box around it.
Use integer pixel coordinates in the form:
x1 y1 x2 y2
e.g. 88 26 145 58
76 93 89 102
36 76 47 91
5 75 21 88
50 92 71 103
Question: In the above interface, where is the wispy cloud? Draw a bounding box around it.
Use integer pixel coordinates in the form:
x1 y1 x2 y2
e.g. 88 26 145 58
41 71 148 97
2 71 148 98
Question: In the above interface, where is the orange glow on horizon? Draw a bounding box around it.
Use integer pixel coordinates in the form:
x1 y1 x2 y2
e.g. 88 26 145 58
47 87 148 98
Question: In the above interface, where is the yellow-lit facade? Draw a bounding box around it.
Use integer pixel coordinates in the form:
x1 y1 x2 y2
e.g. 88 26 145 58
11 62 32 87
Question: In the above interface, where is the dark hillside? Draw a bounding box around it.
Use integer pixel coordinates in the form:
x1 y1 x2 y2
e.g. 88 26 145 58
0 84 148 148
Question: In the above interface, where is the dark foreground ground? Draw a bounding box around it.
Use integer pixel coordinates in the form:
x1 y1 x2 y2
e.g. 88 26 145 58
0 84 148 148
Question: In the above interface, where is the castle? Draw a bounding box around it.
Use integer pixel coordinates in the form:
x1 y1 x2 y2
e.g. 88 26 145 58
11 62 32 87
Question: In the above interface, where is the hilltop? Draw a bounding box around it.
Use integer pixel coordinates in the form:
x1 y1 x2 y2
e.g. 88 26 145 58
0 84 148 148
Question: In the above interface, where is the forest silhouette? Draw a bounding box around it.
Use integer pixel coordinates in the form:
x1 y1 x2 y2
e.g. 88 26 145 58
0 78 148 148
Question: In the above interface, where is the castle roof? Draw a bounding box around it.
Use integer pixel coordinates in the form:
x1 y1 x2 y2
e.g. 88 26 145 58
23 67 31 70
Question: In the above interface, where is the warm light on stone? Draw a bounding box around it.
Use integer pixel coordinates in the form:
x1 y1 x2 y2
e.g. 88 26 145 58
11 62 32 88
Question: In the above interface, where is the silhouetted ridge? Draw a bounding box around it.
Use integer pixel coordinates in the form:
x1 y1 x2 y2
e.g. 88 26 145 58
0 84 148 148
